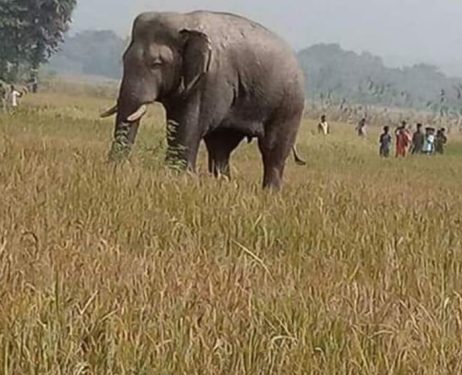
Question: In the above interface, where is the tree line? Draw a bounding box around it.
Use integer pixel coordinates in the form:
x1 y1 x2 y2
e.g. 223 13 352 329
298 43 462 113
0 0 76 81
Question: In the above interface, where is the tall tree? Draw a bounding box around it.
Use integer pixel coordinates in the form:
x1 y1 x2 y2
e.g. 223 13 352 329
0 0 76 80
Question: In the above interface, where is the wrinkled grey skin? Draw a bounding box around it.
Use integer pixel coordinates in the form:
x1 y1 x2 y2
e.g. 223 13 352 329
106 11 306 190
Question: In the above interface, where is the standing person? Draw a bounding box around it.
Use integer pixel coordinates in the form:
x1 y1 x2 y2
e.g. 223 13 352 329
379 126 392 157
318 114 329 135
395 122 411 157
356 118 367 137
422 127 436 155
0 83 6 112
435 128 448 154
8 85 23 110
29 74 38 93
410 123 425 154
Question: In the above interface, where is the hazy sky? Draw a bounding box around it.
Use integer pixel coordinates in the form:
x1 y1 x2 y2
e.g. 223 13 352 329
72 0 462 72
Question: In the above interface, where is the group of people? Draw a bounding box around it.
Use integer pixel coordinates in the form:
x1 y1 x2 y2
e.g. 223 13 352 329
379 122 448 158
316 115 448 158
0 83 24 112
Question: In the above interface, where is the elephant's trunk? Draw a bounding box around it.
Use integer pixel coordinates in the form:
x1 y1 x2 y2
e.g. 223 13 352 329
108 81 156 162
108 117 141 162
108 98 142 162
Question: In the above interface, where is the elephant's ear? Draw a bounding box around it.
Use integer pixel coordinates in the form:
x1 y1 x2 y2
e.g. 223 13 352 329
180 29 212 96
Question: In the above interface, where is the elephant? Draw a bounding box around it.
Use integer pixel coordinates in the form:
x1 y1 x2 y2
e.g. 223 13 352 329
101 11 306 189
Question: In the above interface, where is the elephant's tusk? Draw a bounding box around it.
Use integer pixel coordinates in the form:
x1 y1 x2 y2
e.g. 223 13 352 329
127 105 147 122
100 104 118 118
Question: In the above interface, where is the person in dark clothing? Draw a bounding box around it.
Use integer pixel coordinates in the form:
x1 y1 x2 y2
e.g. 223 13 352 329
411 123 425 154
379 126 392 157
0 82 6 112
435 128 448 154
30 75 38 93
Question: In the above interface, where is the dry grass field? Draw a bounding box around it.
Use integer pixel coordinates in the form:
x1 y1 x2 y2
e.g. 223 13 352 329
1 89 462 374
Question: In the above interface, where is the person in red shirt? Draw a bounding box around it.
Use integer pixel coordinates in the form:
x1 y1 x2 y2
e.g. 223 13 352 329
395 121 411 157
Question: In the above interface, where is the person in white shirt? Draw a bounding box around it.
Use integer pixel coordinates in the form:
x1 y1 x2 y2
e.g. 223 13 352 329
356 118 367 137
9 85 23 108
317 115 329 135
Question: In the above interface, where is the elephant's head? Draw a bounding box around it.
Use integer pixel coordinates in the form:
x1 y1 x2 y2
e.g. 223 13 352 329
101 13 212 160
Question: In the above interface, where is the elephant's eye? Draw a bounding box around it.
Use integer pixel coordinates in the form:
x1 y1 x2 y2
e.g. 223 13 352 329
150 58 163 69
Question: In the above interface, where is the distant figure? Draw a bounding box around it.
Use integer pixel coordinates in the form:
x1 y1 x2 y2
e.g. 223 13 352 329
356 118 367 137
395 122 411 157
379 126 392 157
8 85 23 108
411 123 425 155
423 127 436 155
435 128 448 154
318 115 329 135
29 75 38 93
0 83 6 112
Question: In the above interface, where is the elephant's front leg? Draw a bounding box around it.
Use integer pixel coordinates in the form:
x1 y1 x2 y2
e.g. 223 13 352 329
166 118 201 171
165 97 204 172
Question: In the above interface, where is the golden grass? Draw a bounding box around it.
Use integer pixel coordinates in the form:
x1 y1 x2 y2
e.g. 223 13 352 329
1 91 462 374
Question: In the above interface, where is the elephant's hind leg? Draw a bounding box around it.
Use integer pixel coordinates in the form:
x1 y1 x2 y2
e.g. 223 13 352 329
258 143 287 190
259 115 302 190
204 130 244 178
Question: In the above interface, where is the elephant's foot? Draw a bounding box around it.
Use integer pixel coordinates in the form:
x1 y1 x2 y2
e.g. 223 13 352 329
262 166 283 191
209 159 231 179
165 152 188 172
165 141 198 172
259 145 286 191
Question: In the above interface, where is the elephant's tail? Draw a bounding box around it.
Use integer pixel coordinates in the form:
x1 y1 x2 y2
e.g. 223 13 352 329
292 145 306 166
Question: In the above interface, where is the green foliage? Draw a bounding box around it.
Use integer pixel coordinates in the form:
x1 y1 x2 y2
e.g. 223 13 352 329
0 0 76 80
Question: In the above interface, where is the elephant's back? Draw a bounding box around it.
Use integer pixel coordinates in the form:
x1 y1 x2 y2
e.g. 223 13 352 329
186 11 305 113
193 12 302 83
187 10 276 38
186 11 298 60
